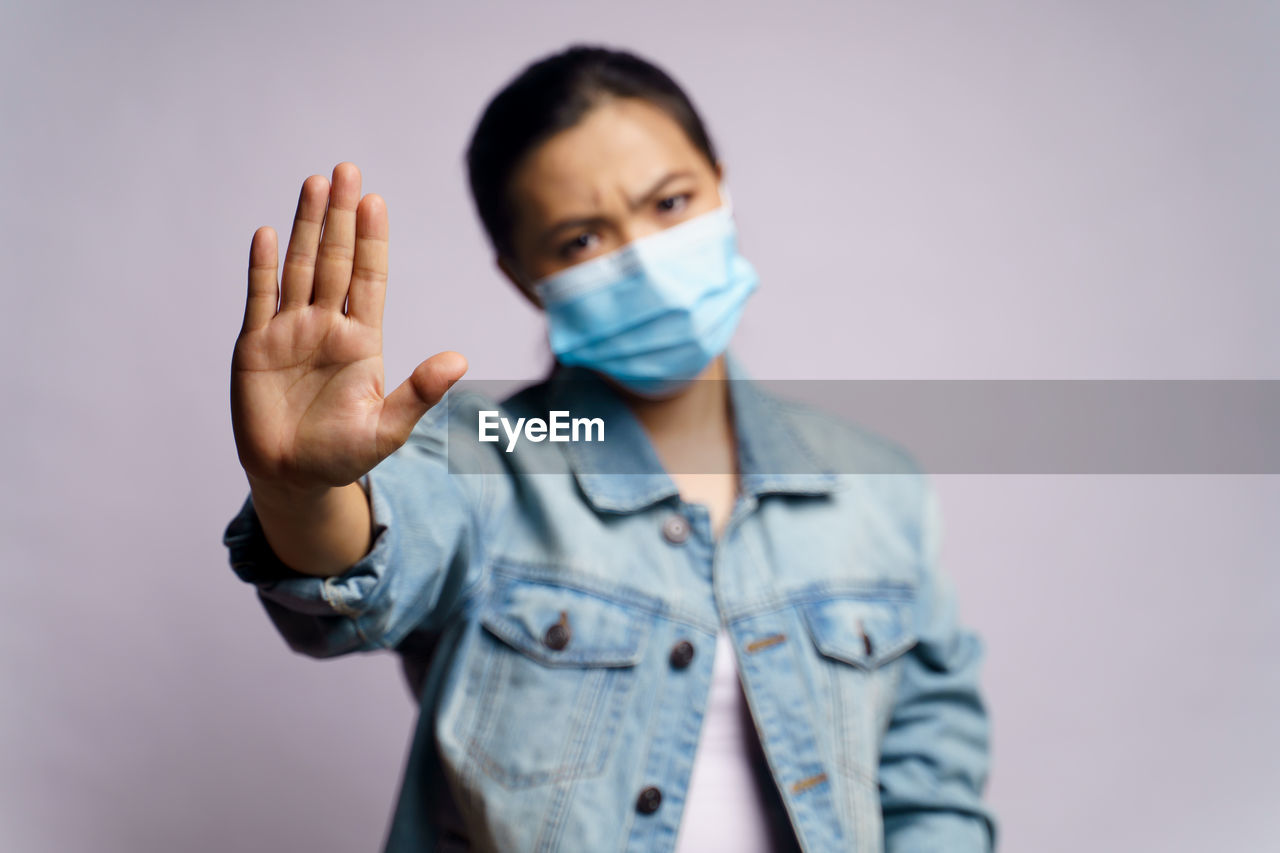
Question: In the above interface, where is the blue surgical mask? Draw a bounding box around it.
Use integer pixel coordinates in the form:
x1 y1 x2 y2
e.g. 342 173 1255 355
528 182 759 397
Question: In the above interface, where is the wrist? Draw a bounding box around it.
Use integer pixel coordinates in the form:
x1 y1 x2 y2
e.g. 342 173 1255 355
245 471 339 511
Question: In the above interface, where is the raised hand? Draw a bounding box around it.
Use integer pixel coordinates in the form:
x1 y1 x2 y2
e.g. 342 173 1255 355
231 162 467 493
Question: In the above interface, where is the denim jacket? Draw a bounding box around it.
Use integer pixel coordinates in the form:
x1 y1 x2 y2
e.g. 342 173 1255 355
221 349 996 853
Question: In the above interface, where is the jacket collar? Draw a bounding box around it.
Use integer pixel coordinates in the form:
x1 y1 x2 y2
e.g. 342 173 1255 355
533 348 838 514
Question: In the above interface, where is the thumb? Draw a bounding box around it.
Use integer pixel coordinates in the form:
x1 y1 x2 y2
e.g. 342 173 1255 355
379 350 468 448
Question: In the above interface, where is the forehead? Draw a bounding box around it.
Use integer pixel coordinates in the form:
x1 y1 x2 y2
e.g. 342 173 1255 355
507 97 710 221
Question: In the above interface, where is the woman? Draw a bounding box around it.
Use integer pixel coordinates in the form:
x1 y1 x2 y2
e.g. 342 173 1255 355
223 44 995 852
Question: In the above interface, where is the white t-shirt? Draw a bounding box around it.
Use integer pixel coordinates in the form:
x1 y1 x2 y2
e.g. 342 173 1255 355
673 628 785 852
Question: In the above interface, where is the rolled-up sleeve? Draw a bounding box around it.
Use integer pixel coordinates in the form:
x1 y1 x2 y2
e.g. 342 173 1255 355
879 474 998 851
221 391 500 659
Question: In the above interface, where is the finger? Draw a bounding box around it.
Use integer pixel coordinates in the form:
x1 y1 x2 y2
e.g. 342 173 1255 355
244 226 279 334
347 193 388 328
279 174 329 310
312 161 361 311
379 351 469 452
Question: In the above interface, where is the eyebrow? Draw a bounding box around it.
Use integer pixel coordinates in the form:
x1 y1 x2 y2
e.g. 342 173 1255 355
538 169 697 247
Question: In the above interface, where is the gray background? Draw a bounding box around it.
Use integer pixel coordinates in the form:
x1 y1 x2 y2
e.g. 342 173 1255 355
2 1 1277 850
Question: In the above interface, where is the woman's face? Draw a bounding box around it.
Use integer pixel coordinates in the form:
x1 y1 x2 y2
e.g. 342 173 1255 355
497 96 725 307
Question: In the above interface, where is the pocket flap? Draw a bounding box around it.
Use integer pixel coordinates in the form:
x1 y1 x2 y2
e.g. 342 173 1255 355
801 593 917 668
479 574 650 667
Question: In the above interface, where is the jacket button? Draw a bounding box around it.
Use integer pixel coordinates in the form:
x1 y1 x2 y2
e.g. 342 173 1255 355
544 611 571 650
662 515 690 544
636 785 662 814
669 639 695 669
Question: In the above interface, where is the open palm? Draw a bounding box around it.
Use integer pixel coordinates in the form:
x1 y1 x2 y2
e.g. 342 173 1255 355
231 162 466 492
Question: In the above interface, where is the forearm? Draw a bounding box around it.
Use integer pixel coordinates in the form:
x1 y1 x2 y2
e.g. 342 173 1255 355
245 474 372 578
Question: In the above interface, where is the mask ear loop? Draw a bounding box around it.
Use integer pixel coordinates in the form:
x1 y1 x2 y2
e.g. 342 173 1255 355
718 180 735 216
517 263 547 308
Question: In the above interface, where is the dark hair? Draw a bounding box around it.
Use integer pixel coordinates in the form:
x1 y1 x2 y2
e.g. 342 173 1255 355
465 43 720 262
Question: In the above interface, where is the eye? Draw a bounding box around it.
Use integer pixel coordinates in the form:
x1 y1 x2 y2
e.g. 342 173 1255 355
657 193 692 214
558 231 599 260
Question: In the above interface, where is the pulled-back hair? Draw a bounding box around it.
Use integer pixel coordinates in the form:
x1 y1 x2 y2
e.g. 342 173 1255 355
465 43 720 261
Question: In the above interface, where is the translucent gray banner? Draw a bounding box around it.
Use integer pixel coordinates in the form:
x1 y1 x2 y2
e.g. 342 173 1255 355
442 379 1280 475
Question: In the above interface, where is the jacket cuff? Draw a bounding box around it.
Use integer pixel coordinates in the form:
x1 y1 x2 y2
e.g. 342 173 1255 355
221 471 392 620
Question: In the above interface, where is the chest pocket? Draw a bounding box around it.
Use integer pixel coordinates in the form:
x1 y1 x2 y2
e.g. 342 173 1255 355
450 571 652 789
799 590 918 787
801 593 917 669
